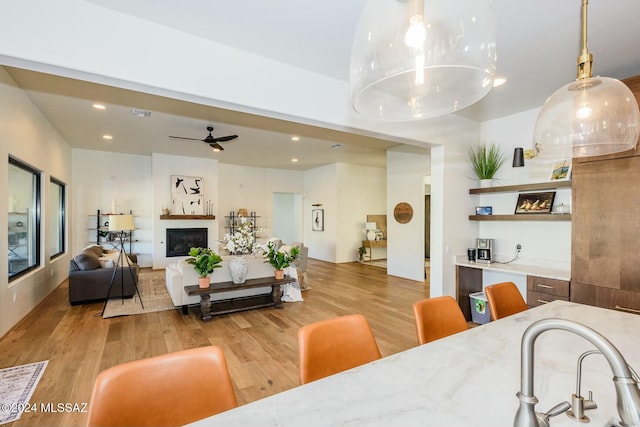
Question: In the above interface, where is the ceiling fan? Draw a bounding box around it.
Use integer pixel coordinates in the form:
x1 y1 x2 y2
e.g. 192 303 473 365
169 126 238 151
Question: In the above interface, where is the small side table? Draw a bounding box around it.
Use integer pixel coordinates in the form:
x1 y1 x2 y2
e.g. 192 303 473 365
362 239 387 262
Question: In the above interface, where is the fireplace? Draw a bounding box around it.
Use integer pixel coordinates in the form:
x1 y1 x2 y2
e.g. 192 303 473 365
166 228 208 257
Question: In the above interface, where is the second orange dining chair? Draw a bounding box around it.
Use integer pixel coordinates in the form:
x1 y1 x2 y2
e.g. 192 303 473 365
298 314 382 384
412 296 469 345
485 281 528 320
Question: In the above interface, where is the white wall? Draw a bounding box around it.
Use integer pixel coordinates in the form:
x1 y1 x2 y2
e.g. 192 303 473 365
386 150 429 281
72 149 153 266
0 66 72 337
337 163 386 263
218 164 305 245
303 164 338 262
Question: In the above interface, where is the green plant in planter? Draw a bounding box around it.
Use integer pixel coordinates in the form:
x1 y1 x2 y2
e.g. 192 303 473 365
358 246 366 262
468 143 507 180
263 241 300 270
186 247 222 277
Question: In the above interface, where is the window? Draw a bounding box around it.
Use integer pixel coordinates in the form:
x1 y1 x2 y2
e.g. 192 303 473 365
48 178 65 259
8 158 41 280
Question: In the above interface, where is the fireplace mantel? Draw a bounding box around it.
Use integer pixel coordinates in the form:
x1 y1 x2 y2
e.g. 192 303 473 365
160 215 216 220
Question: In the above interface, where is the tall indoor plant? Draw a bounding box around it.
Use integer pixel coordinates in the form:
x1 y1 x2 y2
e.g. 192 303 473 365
263 241 300 280
468 143 506 186
186 247 222 288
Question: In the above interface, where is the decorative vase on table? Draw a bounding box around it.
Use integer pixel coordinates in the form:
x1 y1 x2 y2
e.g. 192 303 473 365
229 256 249 284
274 269 285 280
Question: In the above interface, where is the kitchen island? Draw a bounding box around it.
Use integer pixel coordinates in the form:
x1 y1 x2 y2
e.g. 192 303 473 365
187 301 639 427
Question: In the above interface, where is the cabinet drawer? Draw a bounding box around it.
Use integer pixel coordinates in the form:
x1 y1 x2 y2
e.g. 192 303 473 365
571 281 640 314
527 290 569 308
527 276 570 297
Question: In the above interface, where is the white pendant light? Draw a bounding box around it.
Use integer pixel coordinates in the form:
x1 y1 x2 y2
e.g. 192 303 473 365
533 0 640 159
350 0 497 121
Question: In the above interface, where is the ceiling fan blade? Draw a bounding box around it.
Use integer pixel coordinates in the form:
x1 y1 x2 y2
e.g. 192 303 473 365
213 135 238 143
209 142 225 151
169 136 205 142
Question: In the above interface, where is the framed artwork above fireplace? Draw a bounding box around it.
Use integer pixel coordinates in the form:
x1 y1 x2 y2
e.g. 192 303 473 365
171 175 203 215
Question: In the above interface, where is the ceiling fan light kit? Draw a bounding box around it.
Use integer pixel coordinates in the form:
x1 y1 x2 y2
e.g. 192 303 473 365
169 126 238 151
349 0 497 121
533 0 640 159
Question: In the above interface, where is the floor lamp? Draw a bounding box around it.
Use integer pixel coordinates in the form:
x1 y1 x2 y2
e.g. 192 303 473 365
101 214 144 316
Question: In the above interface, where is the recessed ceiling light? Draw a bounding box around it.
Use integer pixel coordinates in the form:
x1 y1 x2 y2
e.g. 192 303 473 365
493 77 507 88
291 158 299 162
291 136 300 142
212 147 221 152
102 134 113 140
93 104 106 110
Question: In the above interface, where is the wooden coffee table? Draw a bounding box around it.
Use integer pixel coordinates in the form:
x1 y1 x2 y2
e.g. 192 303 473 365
184 276 296 321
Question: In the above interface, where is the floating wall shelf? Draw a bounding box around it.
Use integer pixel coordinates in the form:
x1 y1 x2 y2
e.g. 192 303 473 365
469 214 571 222
160 215 216 220
469 180 571 194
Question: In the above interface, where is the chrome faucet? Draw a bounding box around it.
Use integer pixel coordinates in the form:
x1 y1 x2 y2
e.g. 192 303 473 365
513 318 640 427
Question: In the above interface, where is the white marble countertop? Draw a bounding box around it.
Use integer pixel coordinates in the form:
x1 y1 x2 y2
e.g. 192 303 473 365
455 256 571 281
187 301 639 427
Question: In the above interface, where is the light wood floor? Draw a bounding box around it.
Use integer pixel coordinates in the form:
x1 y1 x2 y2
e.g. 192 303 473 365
0 259 428 427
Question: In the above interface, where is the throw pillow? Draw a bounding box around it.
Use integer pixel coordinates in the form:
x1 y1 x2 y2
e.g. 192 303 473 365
74 253 101 271
98 257 116 269
101 251 134 267
82 245 104 258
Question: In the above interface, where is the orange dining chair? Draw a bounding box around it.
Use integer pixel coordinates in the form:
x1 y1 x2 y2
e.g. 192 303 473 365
87 346 238 427
485 281 529 321
298 314 382 385
412 296 469 345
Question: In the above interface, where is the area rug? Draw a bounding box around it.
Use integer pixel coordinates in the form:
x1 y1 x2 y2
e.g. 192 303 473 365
103 269 177 318
0 360 48 425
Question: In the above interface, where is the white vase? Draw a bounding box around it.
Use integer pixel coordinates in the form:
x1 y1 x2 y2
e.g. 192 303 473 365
229 256 249 284
479 179 493 188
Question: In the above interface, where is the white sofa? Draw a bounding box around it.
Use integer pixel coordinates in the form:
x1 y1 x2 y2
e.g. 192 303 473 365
165 255 276 311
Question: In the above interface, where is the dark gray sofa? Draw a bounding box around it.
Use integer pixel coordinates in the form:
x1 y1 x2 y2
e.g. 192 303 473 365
68 246 139 304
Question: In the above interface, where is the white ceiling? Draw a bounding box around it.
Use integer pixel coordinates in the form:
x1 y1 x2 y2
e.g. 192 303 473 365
5 0 640 170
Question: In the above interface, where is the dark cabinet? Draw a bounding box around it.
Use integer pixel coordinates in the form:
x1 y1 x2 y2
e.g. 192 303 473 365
570 75 640 313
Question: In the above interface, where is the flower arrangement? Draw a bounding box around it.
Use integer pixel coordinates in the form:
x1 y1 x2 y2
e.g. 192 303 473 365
224 217 258 255
185 247 222 278
262 241 300 271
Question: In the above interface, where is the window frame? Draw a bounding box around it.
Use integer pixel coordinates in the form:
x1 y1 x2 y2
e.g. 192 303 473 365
49 177 66 260
8 157 41 281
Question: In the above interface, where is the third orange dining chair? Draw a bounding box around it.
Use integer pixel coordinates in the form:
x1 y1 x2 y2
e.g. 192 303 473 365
412 296 469 345
485 281 528 320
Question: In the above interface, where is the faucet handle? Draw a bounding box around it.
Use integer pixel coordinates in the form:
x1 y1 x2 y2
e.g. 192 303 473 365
537 401 571 427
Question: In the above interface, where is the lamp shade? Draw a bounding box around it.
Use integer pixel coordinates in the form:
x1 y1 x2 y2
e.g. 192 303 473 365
350 0 497 121
366 222 377 230
533 77 640 158
108 214 135 231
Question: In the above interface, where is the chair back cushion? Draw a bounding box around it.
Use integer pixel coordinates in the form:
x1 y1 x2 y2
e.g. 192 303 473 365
298 314 381 384
87 346 237 427
413 296 469 344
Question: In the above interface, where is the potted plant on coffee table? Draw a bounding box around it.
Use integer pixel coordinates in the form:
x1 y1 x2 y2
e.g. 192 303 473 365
186 247 223 288
262 241 300 280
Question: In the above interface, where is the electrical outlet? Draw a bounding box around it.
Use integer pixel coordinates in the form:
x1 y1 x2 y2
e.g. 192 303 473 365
516 244 522 251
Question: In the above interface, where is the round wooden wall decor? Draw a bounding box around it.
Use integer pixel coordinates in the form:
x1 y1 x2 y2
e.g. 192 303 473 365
393 202 413 224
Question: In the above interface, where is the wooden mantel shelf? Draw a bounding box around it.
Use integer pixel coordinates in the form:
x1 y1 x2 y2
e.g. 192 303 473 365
160 215 216 220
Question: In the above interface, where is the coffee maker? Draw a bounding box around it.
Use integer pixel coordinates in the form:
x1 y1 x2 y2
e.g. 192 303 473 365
476 238 494 264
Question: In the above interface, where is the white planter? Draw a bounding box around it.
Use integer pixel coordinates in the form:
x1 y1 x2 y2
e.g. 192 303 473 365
479 179 493 188
229 256 249 284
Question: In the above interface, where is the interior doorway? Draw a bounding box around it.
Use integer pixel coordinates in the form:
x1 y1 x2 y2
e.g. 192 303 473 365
424 195 431 258
272 192 303 243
